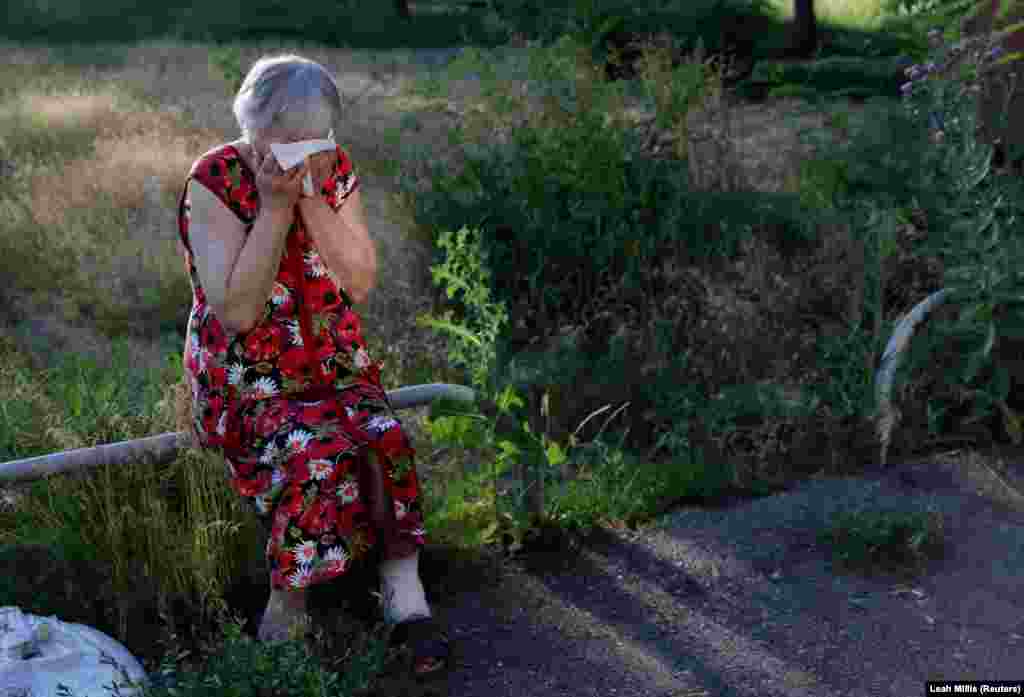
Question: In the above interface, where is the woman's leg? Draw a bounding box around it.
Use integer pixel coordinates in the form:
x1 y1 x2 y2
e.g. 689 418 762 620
359 433 448 676
379 549 431 623
253 510 309 641
359 451 431 622
259 587 309 641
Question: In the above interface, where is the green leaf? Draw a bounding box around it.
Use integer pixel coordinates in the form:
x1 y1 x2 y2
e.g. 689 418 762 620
964 389 996 423
427 414 487 450
992 363 1011 402
431 266 473 299
993 50 1024 68
963 158 994 195
545 440 567 467
879 234 899 260
480 520 500 544
963 349 988 385
990 294 1024 306
415 314 483 348
957 302 993 326
496 438 521 459
982 320 997 360
995 0 1017 24
1004 406 1024 445
496 385 525 413
927 401 948 435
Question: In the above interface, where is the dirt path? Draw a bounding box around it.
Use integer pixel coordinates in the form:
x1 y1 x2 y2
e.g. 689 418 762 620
430 450 1024 696
4 39 1024 695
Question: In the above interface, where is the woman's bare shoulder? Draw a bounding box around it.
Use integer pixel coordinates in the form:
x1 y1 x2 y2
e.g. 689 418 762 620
194 140 251 167
227 139 258 172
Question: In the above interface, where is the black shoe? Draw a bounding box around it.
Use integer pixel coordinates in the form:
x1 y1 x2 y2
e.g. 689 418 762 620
388 616 451 680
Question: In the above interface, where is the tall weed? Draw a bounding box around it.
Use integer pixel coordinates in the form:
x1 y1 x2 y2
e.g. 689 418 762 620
415 225 509 395
888 30 1024 440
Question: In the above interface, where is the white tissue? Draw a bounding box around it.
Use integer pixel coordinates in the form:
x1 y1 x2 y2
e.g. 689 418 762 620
269 129 336 197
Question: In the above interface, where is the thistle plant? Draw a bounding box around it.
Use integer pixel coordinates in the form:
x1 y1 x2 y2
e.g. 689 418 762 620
899 26 1022 148
892 24 1024 445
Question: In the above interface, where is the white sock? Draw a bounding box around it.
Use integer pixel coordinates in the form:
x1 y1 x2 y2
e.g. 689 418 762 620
378 550 432 624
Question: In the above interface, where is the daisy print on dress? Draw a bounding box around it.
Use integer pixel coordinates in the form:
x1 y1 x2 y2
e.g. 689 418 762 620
189 333 208 373
253 494 271 515
353 348 371 370
307 458 333 481
336 477 359 505
286 319 304 347
289 563 314 589
322 546 349 575
270 281 292 307
335 172 357 206
254 469 288 513
365 414 399 437
250 375 280 400
284 429 314 457
305 248 329 277
227 362 245 387
260 440 282 466
294 540 318 566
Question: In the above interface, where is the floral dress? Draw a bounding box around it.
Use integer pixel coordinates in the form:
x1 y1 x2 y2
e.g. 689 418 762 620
176 143 426 591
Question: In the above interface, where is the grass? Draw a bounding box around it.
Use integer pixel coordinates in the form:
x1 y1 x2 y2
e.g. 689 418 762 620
816 507 946 578
0 0 1012 693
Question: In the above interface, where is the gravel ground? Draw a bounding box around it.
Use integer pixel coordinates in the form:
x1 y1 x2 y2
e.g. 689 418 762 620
432 458 1024 697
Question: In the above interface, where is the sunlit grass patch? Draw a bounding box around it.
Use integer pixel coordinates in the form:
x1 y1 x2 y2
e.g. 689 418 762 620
0 69 222 334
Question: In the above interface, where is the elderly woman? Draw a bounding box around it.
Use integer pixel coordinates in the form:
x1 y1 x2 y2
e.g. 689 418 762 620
175 53 448 676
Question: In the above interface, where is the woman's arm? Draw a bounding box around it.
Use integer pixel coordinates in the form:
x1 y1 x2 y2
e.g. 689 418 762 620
187 179 294 334
297 188 377 305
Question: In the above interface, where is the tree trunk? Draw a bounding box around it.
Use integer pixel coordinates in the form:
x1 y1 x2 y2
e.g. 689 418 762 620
792 0 818 58
395 0 411 19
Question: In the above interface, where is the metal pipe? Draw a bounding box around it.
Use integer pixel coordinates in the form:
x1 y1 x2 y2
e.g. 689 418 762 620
0 383 475 484
874 288 950 465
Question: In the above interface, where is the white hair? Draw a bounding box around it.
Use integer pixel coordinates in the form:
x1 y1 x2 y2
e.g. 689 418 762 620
232 54 342 143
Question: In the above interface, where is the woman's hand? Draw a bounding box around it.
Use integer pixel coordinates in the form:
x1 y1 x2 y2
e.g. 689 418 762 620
303 149 339 198
255 152 308 212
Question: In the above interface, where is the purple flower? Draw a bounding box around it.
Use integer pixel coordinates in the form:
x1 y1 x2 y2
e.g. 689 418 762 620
986 46 1004 61
901 81 915 95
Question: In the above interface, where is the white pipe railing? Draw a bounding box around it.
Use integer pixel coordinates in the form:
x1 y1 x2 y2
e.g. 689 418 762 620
874 289 951 465
0 383 475 484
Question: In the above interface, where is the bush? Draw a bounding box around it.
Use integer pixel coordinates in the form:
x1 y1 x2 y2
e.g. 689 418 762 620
747 56 914 99
401 36 820 353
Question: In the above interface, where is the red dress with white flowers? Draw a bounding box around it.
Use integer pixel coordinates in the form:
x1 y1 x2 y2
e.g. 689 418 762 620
176 143 425 591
